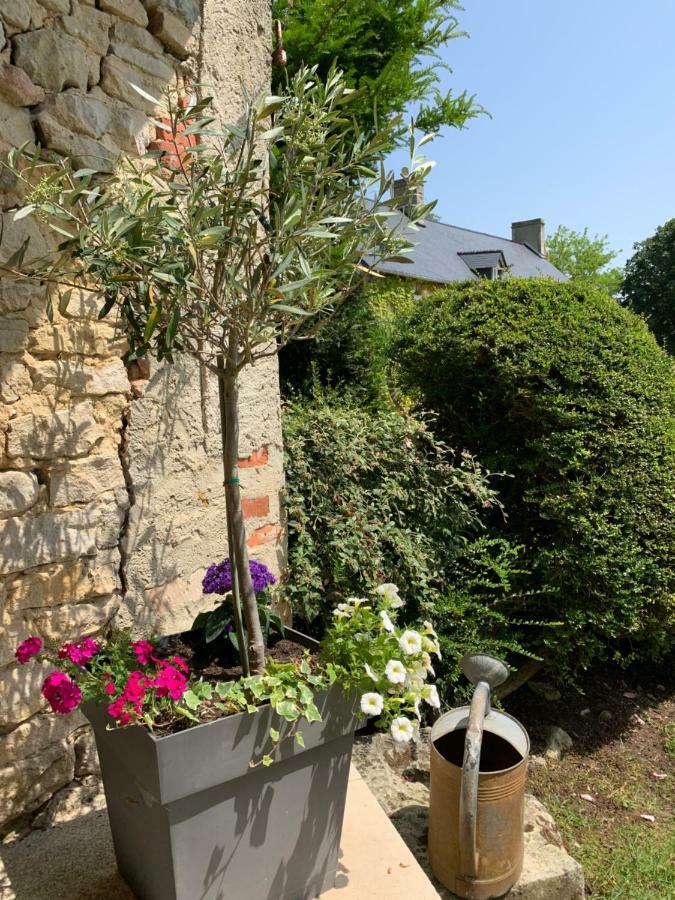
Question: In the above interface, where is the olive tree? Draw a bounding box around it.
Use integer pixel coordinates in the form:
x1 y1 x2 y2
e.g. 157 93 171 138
2 67 433 674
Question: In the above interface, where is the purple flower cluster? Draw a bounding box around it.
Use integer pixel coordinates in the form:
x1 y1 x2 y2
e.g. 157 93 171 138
202 558 276 595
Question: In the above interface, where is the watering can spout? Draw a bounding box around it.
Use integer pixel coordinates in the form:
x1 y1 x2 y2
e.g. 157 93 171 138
428 654 530 900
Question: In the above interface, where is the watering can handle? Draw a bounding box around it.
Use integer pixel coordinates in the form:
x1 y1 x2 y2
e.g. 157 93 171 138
459 680 490 880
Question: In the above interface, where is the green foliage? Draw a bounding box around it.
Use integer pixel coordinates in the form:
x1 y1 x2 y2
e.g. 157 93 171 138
623 218 675 353
280 275 416 401
547 225 623 295
272 0 484 138
281 387 499 623
393 278 675 675
4 68 432 368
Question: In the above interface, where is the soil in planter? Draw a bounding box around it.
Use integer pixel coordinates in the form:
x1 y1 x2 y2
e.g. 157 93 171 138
151 634 320 735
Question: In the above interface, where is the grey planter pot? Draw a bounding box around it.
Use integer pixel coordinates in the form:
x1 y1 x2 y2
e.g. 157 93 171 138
83 629 357 900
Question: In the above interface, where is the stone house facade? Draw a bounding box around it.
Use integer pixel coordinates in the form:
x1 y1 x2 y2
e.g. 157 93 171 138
0 0 285 831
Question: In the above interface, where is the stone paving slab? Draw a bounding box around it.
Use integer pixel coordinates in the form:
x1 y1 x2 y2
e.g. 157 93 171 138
0 766 437 900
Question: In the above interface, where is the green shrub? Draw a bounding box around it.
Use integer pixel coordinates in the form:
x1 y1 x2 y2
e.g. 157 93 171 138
279 277 416 402
393 278 675 674
281 389 498 623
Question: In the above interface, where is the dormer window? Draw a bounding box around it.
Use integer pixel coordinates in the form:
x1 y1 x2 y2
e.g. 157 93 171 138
458 250 507 280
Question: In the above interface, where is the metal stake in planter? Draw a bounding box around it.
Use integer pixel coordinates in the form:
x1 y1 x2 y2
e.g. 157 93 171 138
428 654 530 900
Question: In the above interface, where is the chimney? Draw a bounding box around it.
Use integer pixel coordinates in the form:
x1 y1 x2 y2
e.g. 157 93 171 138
511 218 547 257
393 175 424 215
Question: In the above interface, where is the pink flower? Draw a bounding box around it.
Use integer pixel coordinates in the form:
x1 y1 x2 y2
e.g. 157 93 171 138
104 680 116 696
108 696 134 726
42 672 82 715
58 638 101 667
131 640 154 666
15 636 42 664
171 655 188 673
122 670 150 704
152 661 187 701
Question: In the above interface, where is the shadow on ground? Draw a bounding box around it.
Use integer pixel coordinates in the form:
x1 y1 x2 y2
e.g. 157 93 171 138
0 808 131 900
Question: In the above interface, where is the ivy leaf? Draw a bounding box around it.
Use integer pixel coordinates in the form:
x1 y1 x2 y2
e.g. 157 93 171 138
295 732 305 748
262 754 274 767
304 702 322 723
275 700 299 721
269 727 280 742
183 689 200 710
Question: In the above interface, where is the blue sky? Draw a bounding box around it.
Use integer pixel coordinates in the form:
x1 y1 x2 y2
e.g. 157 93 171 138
387 0 675 264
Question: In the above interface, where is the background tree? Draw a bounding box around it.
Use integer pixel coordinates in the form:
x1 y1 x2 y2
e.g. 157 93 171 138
272 0 484 137
547 224 623 295
2 68 432 674
623 218 675 353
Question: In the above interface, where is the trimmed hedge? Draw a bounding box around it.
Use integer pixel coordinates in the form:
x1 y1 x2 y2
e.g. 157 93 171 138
393 278 675 673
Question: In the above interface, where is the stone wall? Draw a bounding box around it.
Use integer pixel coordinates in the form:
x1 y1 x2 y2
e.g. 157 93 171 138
0 0 283 831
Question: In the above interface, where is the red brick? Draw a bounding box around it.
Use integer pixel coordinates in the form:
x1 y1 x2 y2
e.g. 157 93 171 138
241 496 270 520
247 524 281 548
238 446 269 468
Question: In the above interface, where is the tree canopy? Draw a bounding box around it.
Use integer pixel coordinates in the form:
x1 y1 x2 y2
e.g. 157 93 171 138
271 0 484 137
547 225 623 295
623 218 675 354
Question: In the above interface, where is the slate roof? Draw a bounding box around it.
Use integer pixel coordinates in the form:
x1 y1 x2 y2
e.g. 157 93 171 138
367 212 567 283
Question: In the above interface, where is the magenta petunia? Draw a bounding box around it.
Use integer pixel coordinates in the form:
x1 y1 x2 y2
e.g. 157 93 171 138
122 670 150 704
152 661 187 701
58 637 101 667
15 636 42 664
42 671 82 715
131 640 154 666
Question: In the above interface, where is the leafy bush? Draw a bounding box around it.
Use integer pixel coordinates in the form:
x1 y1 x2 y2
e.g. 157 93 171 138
279 277 416 402
623 217 675 354
281 389 498 624
393 278 675 674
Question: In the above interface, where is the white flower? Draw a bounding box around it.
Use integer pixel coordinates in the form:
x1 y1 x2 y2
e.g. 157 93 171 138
360 692 384 716
406 672 425 692
375 583 404 608
379 610 395 633
364 663 378 682
390 716 414 743
421 652 435 675
347 596 367 608
422 684 441 709
423 635 442 659
399 629 423 655
385 659 407 684
423 620 438 638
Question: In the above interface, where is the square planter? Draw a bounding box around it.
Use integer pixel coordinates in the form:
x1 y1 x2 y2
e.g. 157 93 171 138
84 629 357 900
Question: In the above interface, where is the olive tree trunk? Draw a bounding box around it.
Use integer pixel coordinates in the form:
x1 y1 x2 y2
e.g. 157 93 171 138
217 347 266 675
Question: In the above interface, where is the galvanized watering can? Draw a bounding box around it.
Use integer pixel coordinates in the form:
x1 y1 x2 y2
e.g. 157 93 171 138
428 654 530 899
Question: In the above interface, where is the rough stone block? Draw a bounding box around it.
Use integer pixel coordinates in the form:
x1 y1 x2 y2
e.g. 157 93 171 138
0 213 52 271
35 112 116 174
0 98 34 149
94 496 127 549
0 740 75 828
74 729 100 777
49 454 126 507
0 318 29 352
4 550 122 612
59 5 112 56
0 0 31 35
0 660 51 727
6 402 103 460
13 29 90 93
19 594 119 646
110 41 174 81
0 711 84 768
37 0 70 12
100 55 166 113
43 89 149 154
0 470 39 519
0 280 46 320
0 64 45 107
99 0 148 28
148 8 191 59
32 774 105 827
58 286 103 319
111 19 164 56
30 359 130 397
27 318 126 358
145 0 200 28
0 507 99 575
0 360 32 403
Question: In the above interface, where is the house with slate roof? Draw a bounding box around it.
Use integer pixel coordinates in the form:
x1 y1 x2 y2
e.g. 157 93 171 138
368 178 566 285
